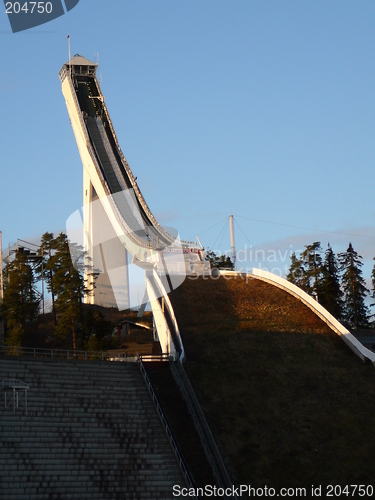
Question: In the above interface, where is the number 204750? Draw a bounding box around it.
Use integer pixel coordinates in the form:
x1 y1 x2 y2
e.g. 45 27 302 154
326 485 374 497
5 2 53 14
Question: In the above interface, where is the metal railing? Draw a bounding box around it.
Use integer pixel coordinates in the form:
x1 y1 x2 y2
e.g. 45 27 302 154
0 345 138 362
170 361 237 499
2 378 29 415
138 353 170 362
137 356 197 495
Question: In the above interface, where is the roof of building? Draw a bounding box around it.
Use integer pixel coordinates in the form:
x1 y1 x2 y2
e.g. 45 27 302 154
64 54 97 67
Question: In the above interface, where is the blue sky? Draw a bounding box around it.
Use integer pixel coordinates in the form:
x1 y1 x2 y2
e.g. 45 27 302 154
1 1 375 284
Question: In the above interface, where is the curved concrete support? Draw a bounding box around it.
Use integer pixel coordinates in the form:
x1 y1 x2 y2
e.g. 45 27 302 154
145 272 176 360
153 271 185 361
250 268 375 364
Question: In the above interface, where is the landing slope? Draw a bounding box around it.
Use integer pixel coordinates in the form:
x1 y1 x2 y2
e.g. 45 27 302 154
168 275 375 488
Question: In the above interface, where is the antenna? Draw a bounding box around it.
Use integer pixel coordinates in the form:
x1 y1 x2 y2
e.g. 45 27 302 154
67 34 71 78
97 53 103 86
229 215 236 271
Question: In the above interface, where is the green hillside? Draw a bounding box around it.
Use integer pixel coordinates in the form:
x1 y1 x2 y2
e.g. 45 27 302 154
169 275 375 489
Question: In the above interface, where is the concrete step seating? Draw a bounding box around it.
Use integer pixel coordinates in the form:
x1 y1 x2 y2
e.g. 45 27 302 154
0 357 185 499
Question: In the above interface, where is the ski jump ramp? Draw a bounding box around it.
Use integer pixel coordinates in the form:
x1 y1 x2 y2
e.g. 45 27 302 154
59 54 209 360
59 55 370 365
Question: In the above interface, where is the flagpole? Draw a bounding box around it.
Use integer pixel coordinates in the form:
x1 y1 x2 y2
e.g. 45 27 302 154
68 34 71 78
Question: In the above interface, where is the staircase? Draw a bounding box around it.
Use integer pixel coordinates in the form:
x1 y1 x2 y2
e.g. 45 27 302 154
0 357 185 499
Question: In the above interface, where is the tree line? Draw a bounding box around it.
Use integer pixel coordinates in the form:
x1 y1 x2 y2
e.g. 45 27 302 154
286 242 372 328
194 245 374 329
1 237 373 352
0 232 112 351
205 250 235 270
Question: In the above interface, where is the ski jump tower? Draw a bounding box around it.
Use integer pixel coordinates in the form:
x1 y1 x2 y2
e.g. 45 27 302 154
59 55 208 359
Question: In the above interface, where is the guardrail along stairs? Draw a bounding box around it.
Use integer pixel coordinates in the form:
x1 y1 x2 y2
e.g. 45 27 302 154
0 357 186 499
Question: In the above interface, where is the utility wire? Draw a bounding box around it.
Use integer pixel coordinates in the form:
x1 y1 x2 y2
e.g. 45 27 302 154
191 217 229 241
234 215 375 240
217 219 229 251
234 217 253 248
1 232 13 244
234 217 270 271
210 219 228 252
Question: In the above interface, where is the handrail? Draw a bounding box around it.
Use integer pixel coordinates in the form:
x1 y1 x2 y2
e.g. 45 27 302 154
170 361 237 499
64 69 153 255
2 377 29 415
62 64 199 259
95 117 129 193
98 87 177 246
138 354 170 362
137 356 197 495
84 119 153 253
2 378 29 389
0 345 137 362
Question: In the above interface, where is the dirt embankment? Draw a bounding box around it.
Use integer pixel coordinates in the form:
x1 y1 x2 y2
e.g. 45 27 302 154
168 275 375 489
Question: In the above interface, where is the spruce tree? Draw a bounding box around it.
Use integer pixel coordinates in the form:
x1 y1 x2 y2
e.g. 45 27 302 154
37 232 57 325
286 252 306 289
206 250 234 269
300 242 324 300
2 250 40 348
338 243 369 328
320 244 343 320
372 258 375 296
51 233 95 350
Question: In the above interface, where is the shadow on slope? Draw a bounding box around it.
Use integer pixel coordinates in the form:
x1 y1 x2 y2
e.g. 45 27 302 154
169 275 375 488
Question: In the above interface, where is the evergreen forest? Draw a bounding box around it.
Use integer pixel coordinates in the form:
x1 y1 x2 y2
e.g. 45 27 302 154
286 241 374 328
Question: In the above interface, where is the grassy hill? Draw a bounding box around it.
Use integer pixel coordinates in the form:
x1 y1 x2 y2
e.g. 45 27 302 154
168 274 375 488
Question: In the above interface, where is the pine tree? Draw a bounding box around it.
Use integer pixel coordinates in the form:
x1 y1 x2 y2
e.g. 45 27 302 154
319 244 343 320
370 257 375 311
286 252 306 289
2 250 40 348
300 242 324 301
36 232 57 325
51 233 95 350
81 309 113 351
206 250 234 270
338 243 369 328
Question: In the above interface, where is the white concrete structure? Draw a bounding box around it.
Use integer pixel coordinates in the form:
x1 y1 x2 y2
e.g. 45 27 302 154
59 55 209 359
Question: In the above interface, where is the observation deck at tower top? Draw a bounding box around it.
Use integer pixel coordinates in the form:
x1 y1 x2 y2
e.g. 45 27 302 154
62 53 98 76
